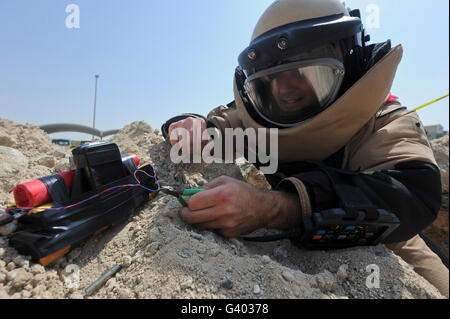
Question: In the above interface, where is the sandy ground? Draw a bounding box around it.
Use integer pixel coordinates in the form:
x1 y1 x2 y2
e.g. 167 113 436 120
0 118 446 299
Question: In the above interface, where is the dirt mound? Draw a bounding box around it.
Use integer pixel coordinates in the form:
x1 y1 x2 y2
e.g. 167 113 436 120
0 119 445 299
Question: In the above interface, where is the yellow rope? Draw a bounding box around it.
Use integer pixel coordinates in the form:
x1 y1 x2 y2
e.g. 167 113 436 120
413 94 449 112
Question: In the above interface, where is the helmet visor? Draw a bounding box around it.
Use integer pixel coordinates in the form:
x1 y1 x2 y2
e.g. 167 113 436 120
244 58 345 127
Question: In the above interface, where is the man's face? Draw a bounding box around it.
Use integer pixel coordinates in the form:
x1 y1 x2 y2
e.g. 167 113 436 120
269 70 320 112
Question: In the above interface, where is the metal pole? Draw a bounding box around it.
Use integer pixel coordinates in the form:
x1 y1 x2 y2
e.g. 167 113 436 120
93 74 99 140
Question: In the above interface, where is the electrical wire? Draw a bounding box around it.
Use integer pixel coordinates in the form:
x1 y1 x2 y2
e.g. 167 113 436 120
0 166 161 220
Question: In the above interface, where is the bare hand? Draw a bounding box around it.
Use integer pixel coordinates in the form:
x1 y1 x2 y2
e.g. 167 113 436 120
180 176 301 238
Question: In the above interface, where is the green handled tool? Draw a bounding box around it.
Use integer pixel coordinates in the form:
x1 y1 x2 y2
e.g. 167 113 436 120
160 186 206 207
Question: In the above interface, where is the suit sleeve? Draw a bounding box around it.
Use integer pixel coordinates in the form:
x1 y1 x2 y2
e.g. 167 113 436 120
276 107 442 244
277 161 441 244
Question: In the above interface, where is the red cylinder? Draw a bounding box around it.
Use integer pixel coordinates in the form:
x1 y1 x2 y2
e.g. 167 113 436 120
124 153 140 167
14 170 75 208
14 153 140 208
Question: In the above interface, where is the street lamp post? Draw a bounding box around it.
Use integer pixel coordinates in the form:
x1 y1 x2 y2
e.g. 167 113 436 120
93 74 99 140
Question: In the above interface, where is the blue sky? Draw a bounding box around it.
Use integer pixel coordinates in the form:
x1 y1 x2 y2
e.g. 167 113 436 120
0 0 448 141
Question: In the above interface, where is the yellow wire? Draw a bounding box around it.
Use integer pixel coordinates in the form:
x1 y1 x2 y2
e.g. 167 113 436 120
413 94 449 112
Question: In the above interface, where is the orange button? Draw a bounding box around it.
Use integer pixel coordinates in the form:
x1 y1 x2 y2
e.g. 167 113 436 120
313 235 322 240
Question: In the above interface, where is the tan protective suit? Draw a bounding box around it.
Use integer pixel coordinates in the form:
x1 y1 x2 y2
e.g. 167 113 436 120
207 45 449 298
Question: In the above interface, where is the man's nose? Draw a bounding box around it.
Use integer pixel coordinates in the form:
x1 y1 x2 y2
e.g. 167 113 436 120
276 73 299 93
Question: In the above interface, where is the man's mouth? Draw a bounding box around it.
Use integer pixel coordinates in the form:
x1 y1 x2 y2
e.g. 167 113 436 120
280 96 305 109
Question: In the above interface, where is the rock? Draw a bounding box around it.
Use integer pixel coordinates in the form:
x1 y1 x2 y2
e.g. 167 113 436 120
0 146 29 192
37 156 55 168
21 290 32 299
0 289 9 299
181 278 193 290
68 292 84 299
190 233 204 241
0 273 5 283
117 288 133 299
31 285 46 298
147 228 160 243
219 279 233 290
261 255 271 264
162 207 177 218
336 265 349 281
253 284 261 295
315 270 337 292
32 274 46 287
145 242 160 257
6 262 15 271
8 268 33 288
281 271 294 282
30 264 45 275
0 215 17 236
122 256 133 267
0 133 15 147
13 256 28 268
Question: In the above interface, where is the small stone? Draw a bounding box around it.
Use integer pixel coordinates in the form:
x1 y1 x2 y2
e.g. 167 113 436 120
117 288 133 299
13 256 27 268
21 290 31 299
219 279 233 290
122 256 133 267
167 233 176 243
68 292 84 299
261 255 271 264
282 271 294 282
32 274 46 287
0 273 5 283
30 264 45 275
181 278 193 290
190 233 203 241
315 270 337 292
211 249 221 257
31 285 46 297
37 156 55 168
0 215 18 236
253 284 261 295
336 265 348 281
147 228 160 243
6 262 15 271
145 242 160 257
8 268 33 288
196 246 206 255
0 289 9 299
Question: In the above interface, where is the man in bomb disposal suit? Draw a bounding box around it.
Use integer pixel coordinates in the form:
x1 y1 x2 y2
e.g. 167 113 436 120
162 0 449 297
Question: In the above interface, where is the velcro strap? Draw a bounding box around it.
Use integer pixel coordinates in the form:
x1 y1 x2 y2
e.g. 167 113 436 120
311 161 380 221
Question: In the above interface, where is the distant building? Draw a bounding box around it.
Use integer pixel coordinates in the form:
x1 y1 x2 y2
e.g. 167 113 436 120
424 124 447 140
